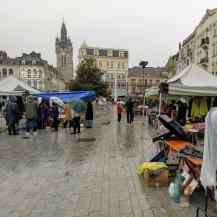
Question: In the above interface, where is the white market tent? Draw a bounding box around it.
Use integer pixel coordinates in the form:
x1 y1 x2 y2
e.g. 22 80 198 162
167 64 217 96
145 64 217 97
0 75 39 96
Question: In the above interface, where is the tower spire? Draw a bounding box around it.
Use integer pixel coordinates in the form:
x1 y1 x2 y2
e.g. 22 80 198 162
61 21 67 41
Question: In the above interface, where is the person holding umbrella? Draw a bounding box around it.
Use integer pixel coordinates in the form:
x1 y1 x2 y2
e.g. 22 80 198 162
68 99 87 134
63 103 72 128
72 109 81 134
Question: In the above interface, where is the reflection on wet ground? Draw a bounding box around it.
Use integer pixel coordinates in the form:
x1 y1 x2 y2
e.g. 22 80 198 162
0 106 208 217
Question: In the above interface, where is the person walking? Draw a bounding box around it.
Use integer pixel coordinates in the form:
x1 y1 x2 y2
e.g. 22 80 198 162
37 100 44 129
42 101 50 129
63 103 72 128
85 100 93 128
51 102 59 132
125 98 134 123
25 95 38 137
5 96 20 135
117 103 124 122
72 109 80 134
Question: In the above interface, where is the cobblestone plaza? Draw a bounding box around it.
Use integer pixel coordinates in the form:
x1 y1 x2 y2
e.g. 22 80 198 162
0 108 207 217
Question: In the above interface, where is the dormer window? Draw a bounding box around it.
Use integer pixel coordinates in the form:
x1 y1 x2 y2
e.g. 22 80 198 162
22 60 25 65
32 60 36 65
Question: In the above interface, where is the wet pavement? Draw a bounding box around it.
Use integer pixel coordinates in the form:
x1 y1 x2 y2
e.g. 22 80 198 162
0 106 209 217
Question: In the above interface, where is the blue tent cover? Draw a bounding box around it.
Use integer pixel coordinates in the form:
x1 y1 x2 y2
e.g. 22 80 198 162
34 91 96 103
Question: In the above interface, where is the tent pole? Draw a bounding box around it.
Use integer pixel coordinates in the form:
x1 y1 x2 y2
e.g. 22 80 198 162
159 92 162 117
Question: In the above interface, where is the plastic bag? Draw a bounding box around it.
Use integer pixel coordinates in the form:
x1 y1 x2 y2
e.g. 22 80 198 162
137 162 167 175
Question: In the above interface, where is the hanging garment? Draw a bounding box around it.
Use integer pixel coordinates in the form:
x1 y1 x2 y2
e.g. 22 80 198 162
200 108 217 190
191 97 208 117
199 97 208 116
191 99 200 117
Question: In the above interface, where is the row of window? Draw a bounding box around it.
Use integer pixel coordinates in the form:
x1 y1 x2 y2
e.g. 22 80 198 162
0 68 13 77
22 60 38 65
85 49 128 58
26 80 42 90
26 69 43 78
130 79 160 86
106 73 126 80
107 82 126 89
97 61 126 69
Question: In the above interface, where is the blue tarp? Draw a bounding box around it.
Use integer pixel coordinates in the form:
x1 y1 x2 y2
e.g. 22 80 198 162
33 91 96 103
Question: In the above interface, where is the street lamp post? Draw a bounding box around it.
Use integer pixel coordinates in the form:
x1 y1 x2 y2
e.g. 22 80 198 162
139 61 148 140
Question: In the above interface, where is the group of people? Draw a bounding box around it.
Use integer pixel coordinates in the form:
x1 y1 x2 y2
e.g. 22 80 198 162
1 95 94 136
116 98 188 127
162 99 188 126
116 98 136 124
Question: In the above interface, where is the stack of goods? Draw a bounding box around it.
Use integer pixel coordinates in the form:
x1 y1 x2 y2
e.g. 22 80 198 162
178 146 203 159
168 169 198 207
137 162 168 187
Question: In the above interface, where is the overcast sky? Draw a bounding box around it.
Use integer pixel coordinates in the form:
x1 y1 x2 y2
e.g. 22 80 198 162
1 0 217 68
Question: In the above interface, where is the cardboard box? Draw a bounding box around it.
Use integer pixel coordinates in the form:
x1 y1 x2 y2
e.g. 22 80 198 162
144 170 169 187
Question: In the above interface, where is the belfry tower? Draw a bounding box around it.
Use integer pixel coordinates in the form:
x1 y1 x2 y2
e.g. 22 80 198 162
55 22 73 81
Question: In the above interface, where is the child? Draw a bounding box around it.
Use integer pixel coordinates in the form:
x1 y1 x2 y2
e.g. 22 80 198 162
117 103 124 122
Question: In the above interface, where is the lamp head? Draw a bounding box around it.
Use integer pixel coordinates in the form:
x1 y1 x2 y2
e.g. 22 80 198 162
139 61 148 68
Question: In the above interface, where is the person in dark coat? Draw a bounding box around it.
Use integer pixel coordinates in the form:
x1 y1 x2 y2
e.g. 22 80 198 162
177 101 187 126
5 96 20 135
125 98 134 123
51 102 59 131
25 95 38 137
42 101 50 128
85 100 93 128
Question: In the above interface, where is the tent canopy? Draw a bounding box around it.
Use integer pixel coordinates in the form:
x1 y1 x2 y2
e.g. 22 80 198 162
167 64 217 96
34 91 96 103
0 75 39 95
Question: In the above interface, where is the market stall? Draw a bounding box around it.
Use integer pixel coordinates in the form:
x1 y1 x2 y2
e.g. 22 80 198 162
0 75 40 95
139 64 217 212
33 90 96 102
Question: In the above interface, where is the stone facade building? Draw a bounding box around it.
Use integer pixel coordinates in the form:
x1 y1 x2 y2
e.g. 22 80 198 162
55 22 74 82
19 52 46 90
0 51 20 80
44 65 65 91
127 67 163 95
177 8 217 75
0 51 65 91
164 53 179 79
78 41 128 100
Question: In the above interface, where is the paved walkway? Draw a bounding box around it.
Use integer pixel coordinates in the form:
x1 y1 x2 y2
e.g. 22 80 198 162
0 107 207 217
